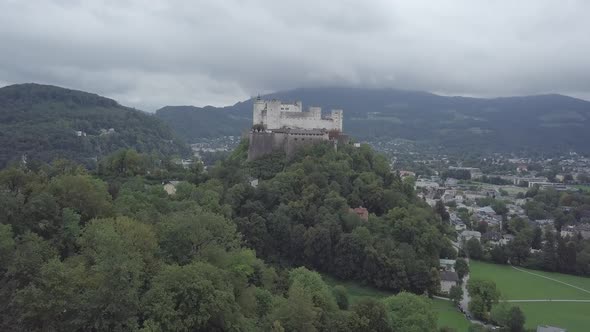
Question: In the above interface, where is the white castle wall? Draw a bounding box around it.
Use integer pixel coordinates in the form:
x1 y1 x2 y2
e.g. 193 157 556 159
253 98 343 131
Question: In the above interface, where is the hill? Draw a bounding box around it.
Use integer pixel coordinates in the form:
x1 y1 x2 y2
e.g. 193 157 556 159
156 87 590 154
0 83 190 168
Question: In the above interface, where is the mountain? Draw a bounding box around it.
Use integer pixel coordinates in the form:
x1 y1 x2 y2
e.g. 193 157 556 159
0 83 190 168
156 87 590 154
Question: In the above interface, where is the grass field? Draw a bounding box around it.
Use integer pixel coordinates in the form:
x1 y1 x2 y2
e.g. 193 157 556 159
432 299 472 331
321 274 471 331
470 260 590 300
573 184 590 192
470 260 590 331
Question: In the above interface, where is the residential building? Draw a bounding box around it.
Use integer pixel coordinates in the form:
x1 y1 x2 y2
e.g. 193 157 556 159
439 259 456 271
440 271 459 293
349 207 369 221
460 230 481 244
163 181 180 195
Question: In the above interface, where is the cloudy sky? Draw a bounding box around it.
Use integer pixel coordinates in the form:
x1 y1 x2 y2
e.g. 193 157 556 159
1 0 589 111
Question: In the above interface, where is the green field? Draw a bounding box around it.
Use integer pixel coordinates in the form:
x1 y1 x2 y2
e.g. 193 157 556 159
322 274 470 331
470 260 590 331
433 299 472 331
573 185 590 192
470 260 590 300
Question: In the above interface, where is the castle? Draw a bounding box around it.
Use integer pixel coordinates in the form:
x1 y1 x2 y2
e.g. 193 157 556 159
253 98 343 131
248 98 346 160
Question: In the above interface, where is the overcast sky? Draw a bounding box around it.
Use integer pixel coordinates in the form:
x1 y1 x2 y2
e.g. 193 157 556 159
1 0 590 111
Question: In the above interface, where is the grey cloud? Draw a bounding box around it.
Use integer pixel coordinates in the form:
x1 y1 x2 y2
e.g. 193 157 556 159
1 0 589 111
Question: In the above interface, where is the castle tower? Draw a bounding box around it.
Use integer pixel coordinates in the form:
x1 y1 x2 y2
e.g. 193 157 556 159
331 109 343 131
253 97 266 127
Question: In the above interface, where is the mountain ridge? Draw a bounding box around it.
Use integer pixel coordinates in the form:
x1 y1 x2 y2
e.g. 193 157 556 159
0 83 190 167
155 87 590 154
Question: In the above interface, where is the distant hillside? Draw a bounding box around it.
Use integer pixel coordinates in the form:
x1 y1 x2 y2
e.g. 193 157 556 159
155 105 250 142
0 83 190 168
156 87 590 154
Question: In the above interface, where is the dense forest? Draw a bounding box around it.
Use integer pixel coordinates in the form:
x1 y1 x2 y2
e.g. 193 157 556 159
0 84 190 168
0 141 467 331
156 87 590 154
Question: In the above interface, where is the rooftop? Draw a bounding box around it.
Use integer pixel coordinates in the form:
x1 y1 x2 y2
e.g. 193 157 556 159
440 271 459 282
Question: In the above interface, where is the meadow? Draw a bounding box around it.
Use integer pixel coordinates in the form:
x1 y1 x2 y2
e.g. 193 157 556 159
321 274 471 331
470 260 590 331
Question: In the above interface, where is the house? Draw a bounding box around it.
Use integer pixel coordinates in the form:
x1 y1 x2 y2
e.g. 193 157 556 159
561 225 576 238
440 271 459 293
536 325 567 332
500 234 515 245
482 231 502 242
460 230 481 244
163 181 180 195
249 178 259 188
477 206 496 215
535 219 555 227
399 170 416 178
349 207 369 221
439 259 456 271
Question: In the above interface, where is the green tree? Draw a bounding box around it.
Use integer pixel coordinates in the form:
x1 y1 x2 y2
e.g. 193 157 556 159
454 258 470 281
143 262 242 332
465 238 483 259
350 298 391 332
383 292 437 332
449 285 463 306
507 306 525 332
332 285 350 310
49 175 113 221
158 209 240 264
467 278 500 320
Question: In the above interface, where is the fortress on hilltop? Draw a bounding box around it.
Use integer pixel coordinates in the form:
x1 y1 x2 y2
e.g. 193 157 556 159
253 98 343 132
247 97 347 160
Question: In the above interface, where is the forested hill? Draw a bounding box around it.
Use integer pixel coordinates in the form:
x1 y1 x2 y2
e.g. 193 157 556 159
156 87 590 154
0 83 190 168
0 143 455 331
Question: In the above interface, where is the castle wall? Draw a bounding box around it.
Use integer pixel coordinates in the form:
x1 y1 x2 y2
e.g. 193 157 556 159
279 112 339 131
248 132 287 161
252 99 343 131
284 131 329 158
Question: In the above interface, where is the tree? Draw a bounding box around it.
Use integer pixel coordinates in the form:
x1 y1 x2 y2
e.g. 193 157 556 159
383 292 437 332
468 295 487 321
465 238 483 259
158 209 240 265
492 200 508 215
490 302 510 326
542 230 557 271
143 262 242 331
507 306 525 332
531 226 543 250
507 233 531 265
49 175 113 221
350 298 391 332
332 285 349 310
449 285 463 306
454 258 470 282
435 200 450 223
0 223 15 273
467 278 500 320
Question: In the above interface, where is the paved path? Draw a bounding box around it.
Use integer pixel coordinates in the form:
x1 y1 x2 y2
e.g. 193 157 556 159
460 259 471 315
511 265 590 295
501 299 590 303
